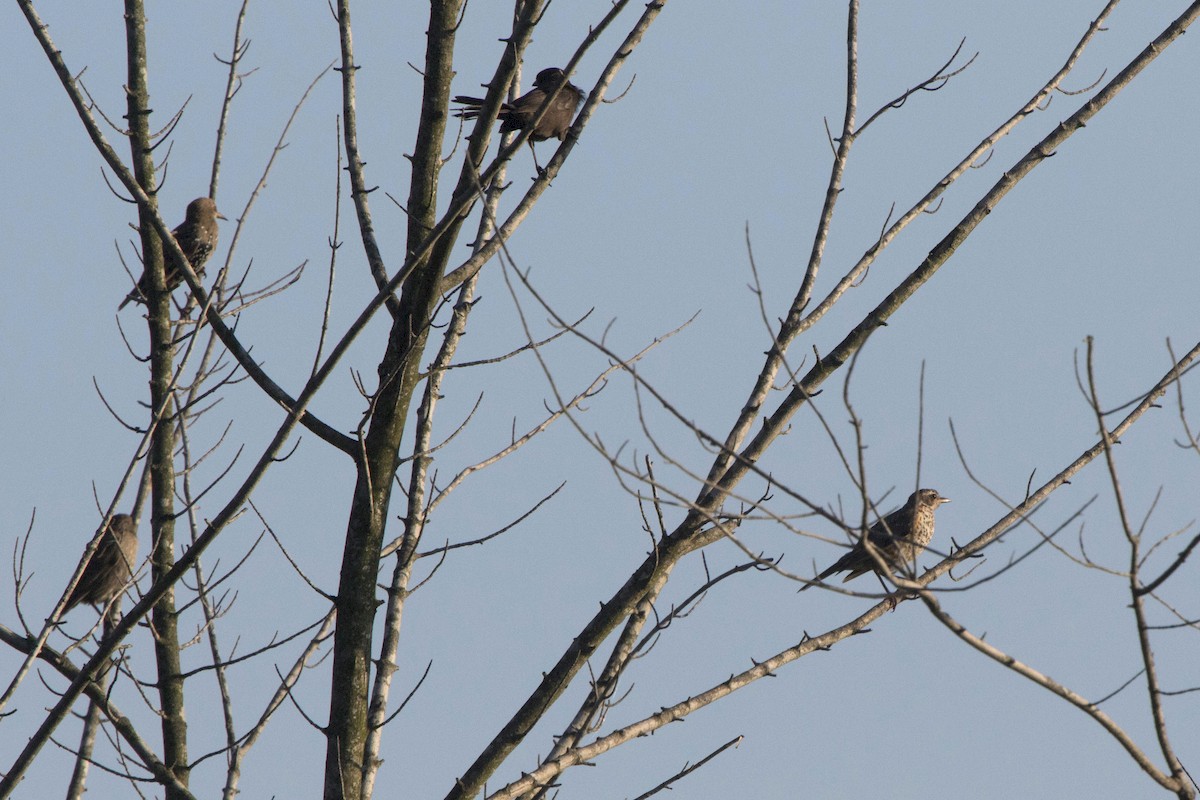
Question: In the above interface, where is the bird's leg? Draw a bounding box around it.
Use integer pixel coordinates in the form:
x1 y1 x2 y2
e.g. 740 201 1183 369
528 141 544 174
873 572 905 612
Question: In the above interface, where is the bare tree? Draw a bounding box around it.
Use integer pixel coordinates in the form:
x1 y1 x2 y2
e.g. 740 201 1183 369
2 2 1198 799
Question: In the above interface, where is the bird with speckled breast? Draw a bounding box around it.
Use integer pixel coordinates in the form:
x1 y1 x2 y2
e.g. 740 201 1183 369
64 514 138 614
801 488 950 590
120 197 224 310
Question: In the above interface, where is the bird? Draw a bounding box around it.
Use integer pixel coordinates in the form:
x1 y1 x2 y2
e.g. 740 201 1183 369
800 488 950 591
119 197 225 310
454 67 584 168
64 514 138 614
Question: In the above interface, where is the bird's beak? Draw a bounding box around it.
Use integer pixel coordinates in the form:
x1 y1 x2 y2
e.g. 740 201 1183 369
217 212 228 220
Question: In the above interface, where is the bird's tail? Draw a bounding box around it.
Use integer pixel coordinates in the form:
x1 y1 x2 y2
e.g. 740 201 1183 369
117 288 142 311
452 96 486 119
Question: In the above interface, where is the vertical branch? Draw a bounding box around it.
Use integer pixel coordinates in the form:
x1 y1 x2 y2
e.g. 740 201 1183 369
702 0 860 495
64 649 110 800
362 276 477 799
1083 339 1191 796
362 102 519 785
324 2 462 799
123 0 190 794
65 703 101 800
312 116 344 376
797 0 859 314
210 0 250 198
177 414 241 800
333 0 398 318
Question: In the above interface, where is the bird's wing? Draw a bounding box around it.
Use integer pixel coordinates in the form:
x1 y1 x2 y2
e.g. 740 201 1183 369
868 505 913 543
509 87 549 114
865 521 898 547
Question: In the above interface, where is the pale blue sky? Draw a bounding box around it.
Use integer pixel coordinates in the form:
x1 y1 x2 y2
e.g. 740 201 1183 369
2 2 1199 798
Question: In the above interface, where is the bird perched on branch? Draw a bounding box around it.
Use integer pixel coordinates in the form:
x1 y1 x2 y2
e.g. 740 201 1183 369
119 196 224 310
801 488 950 591
64 514 138 614
454 67 583 168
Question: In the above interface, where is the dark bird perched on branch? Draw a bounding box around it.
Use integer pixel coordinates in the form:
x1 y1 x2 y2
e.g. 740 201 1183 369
64 514 138 614
454 67 584 169
119 196 225 310
801 489 950 591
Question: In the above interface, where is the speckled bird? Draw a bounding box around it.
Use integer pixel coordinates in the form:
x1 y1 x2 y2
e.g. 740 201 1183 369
119 197 224 310
801 488 950 590
64 514 138 613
